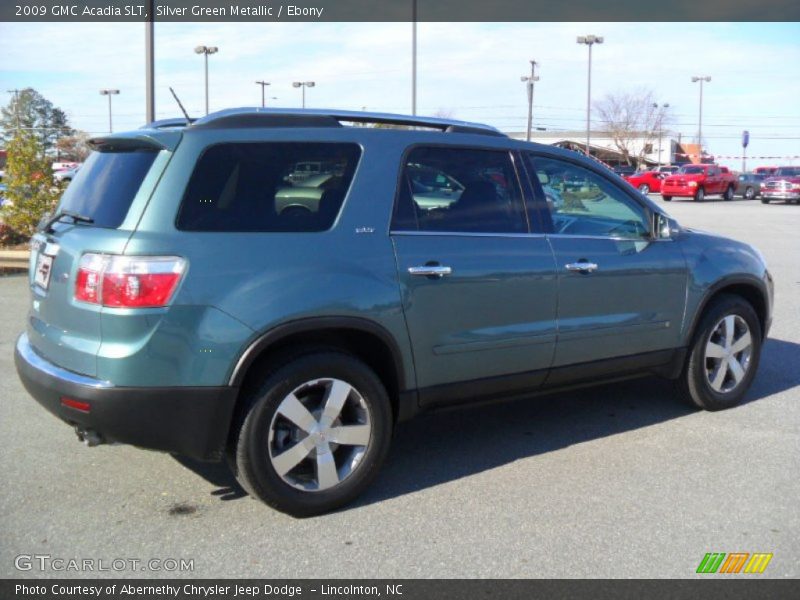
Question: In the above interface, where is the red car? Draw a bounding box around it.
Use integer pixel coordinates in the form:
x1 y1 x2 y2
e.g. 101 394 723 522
761 166 800 204
661 164 737 202
624 170 664 194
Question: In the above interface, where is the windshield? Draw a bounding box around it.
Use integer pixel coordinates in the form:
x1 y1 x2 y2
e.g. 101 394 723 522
58 149 159 228
678 166 706 175
774 167 800 177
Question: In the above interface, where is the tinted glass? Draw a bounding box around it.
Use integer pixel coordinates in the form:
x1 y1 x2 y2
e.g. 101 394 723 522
678 166 706 174
392 146 527 234
59 149 158 228
527 155 649 239
177 143 361 232
775 167 800 177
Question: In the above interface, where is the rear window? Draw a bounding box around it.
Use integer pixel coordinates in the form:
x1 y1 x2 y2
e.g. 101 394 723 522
774 167 800 177
176 142 361 232
58 149 158 228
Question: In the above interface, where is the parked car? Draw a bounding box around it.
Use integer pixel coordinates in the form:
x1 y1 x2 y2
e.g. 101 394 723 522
612 165 637 177
735 173 764 199
661 164 737 202
761 166 800 204
54 166 80 183
652 165 680 175
0 182 7 207
753 166 777 177
624 170 665 194
15 108 773 517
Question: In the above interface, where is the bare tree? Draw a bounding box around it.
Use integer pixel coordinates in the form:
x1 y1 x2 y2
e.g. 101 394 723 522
594 89 671 168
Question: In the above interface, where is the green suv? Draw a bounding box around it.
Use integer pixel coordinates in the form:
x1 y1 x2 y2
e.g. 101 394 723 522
15 109 773 516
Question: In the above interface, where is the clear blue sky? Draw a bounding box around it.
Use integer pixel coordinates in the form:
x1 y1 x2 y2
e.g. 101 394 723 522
1 21 798 167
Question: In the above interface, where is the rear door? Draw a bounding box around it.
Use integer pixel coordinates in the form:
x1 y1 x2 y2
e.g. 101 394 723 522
26 145 168 376
391 145 558 406
523 152 688 381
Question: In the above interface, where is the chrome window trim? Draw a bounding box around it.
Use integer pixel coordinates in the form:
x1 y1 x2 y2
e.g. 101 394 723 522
389 229 673 242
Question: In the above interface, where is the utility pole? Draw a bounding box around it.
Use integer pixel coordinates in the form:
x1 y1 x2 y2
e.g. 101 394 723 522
520 60 539 142
194 45 219 115
412 0 417 115
691 75 711 150
255 81 271 107
99 89 120 133
145 2 155 124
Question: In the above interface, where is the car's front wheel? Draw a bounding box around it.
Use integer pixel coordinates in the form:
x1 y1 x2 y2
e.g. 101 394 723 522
662 195 672 202
231 351 393 517
677 295 761 411
761 198 771 204
638 184 650 194
694 186 705 202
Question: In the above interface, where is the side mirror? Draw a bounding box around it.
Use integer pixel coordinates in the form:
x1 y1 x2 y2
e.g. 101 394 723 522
653 213 676 240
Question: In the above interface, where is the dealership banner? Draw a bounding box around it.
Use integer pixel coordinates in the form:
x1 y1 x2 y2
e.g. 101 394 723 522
2 580 799 600
2 0 800 22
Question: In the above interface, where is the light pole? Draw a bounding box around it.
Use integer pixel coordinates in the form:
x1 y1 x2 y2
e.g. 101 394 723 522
652 102 670 167
99 89 120 133
255 81 271 107
292 81 315 108
691 75 711 150
520 60 539 142
194 45 218 115
576 34 603 157
412 0 417 115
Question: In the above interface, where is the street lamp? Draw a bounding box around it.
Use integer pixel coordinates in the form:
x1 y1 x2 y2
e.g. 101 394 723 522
99 89 120 133
194 45 218 115
652 102 670 167
520 60 540 142
576 34 604 156
292 81 315 108
691 75 711 150
255 80 271 107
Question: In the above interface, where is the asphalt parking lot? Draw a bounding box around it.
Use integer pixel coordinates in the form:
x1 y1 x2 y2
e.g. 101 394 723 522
1 197 798 579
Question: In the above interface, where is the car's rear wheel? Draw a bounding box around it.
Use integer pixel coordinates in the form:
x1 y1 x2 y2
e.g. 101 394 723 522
231 351 392 517
638 184 650 194
723 185 735 201
677 295 761 411
694 187 705 202
744 186 755 200
662 195 672 202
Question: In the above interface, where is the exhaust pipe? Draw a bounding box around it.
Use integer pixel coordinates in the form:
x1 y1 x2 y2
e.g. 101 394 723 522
74 426 104 447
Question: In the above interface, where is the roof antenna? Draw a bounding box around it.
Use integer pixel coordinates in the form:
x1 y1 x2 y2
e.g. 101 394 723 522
169 87 192 125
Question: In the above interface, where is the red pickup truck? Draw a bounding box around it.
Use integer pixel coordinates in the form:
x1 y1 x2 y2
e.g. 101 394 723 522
661 164 737 202
761 166 800 204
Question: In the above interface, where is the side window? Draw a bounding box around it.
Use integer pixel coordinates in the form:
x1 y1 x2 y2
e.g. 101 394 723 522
527 155 650 239
176 142 361 232
392 146 527 234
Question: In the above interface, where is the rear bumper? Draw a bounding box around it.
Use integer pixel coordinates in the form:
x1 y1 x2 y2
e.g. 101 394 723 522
14 333 238 461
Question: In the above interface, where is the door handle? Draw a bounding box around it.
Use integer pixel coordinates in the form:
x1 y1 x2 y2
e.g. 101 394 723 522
408 265 452 278
565 261 598 273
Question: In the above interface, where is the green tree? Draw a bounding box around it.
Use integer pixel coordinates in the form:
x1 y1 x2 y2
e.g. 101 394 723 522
0 129 62 237
2 88 74 155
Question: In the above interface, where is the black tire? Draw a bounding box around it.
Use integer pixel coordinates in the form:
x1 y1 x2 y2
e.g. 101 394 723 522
761 198 770 204
231 351 393 517
662 195 672 202
639 184 650 194
723 185 735 201
694 186 705 202
744 186 755 200
676 295 762 411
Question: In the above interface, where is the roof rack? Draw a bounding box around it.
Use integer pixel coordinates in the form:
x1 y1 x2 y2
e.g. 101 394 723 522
189 108 506 137
142 117 196 129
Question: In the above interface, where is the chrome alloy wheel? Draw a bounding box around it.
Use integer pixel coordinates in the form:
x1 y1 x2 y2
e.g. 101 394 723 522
268 378 371 492
704 315 753 393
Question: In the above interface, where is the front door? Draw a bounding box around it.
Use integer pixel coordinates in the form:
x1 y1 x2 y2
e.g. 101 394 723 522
391 145 558 405
524 153 688 380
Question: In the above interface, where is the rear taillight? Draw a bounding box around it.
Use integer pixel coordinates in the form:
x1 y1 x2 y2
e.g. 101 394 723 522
75 253 186 308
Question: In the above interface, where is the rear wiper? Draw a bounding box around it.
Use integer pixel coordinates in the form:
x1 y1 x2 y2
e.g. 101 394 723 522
41 210 95 233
